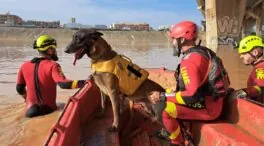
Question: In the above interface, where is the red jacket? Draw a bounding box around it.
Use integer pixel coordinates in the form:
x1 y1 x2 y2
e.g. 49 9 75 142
246 60 264 103
17 58 85 110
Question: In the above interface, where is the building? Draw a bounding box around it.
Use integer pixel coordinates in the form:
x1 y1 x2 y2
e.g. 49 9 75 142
110 23 150 31
0 12 23 26
94 25 108 29
64 23 107 30
65 17 107 30
158 25 172 31
64 23 90 29
0 12 60 28
23 20 60 28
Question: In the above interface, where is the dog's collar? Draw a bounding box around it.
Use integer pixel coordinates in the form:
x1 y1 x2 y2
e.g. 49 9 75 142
90 51 117 62
90 53 103 60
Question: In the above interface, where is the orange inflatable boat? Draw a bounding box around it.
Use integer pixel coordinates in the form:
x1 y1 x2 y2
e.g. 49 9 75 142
44 68 264 146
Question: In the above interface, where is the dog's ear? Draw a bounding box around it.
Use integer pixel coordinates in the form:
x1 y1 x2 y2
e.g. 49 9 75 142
90 31 103 40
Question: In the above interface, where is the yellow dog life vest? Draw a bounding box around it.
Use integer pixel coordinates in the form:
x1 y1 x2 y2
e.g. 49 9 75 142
91 55 149 95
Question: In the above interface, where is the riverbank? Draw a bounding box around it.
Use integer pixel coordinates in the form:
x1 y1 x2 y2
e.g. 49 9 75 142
0 27 169 47
0 27 206 47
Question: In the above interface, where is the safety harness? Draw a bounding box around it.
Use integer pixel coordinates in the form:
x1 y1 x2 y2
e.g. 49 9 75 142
31 57 46 105
177 46 230 100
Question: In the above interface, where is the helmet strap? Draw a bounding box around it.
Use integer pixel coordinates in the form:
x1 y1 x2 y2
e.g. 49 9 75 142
197 39 202 46
173 38 184 57
249 52 263 65
248 52 256 59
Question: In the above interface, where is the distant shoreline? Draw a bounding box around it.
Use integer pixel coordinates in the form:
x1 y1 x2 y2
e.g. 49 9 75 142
0 27 205 48
0 27 169 45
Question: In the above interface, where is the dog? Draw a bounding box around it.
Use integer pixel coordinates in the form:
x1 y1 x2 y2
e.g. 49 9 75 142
65 29 165 132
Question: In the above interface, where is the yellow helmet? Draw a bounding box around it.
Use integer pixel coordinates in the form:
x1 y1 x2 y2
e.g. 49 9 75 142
33 35 57 52
238 35 264 54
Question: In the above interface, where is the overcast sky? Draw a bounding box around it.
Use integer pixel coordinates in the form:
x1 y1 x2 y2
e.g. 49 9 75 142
0 0 204 28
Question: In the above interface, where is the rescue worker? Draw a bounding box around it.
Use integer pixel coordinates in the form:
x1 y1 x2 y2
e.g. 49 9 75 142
148 21 231 146
235 35 264 103
16 35 86 118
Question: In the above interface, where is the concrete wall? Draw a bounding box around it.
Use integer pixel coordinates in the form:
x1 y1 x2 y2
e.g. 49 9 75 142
0 27 206 49
0 27 171 47
199 0 264 52
205 0 246 52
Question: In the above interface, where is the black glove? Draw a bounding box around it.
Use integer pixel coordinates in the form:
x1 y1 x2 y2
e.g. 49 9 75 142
78 80 86 88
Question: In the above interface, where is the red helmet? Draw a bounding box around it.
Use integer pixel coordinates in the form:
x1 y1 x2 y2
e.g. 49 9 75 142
169 21 198 40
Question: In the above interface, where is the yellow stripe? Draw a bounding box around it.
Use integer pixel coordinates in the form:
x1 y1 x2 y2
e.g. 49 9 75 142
165 88 173 93
71 80 78 89
38 45 56 51
164 102 177 119
253 86 261 93
176 92 186 105
169 126 181 140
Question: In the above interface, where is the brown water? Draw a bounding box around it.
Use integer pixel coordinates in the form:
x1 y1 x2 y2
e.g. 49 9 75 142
0 43 251 146
0 43 178 146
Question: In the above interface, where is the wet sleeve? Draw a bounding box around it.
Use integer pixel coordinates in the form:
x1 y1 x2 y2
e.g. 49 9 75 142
51 63 86 89
165 60 203 105
246 68 264 97
16 66 26 95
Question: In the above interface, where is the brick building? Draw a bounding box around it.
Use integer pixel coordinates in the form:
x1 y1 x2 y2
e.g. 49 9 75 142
0 12 23 26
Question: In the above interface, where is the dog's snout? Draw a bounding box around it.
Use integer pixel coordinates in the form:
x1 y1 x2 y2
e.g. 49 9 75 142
64 47 70 53
64 42 74 53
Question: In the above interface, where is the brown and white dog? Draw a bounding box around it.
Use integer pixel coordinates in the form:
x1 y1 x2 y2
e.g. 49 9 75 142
65 29 165 132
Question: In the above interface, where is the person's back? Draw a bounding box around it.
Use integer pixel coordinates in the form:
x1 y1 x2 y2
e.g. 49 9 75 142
19 59 63 110
16 35 86 117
